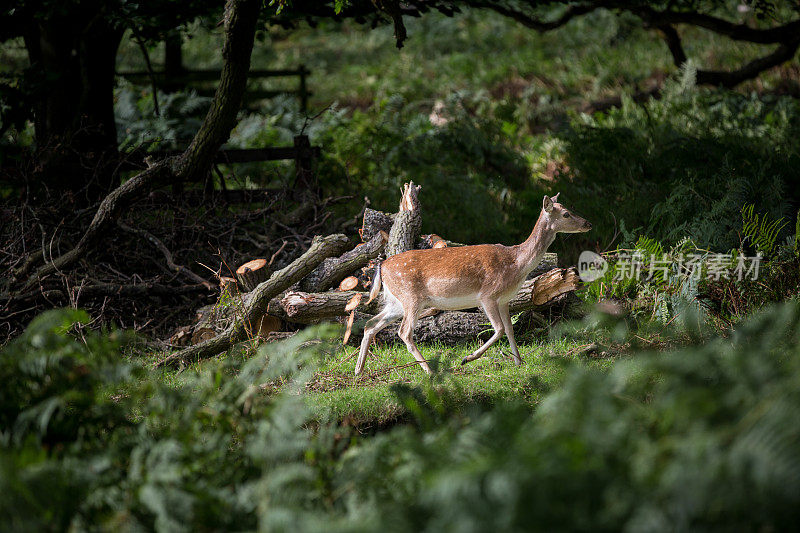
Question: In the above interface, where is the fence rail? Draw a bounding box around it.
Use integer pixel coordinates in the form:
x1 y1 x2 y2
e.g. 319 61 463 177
117 66 311 111
120 135 320 198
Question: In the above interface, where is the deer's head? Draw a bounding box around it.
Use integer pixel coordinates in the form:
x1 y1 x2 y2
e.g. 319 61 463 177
542 193 592 233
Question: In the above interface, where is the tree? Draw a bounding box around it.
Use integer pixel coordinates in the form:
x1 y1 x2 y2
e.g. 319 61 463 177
469 1 800 89
1 0 219 201
11 0 261 291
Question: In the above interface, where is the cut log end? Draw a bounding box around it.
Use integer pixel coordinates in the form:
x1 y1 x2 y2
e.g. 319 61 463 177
531 267 581 306
339 276 361 291
343 311 356 345
236 258 270 292
345 292 363 312
219 276 239 295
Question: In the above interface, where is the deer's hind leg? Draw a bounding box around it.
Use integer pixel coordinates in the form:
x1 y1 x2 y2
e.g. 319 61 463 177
397 301 432 374
356 296 403 375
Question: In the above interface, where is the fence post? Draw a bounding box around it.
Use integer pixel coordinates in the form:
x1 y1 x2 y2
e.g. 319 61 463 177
299 65 308 113
293 134 316 195
164 33 185 93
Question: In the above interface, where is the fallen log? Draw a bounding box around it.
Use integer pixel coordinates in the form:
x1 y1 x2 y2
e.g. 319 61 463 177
361 208 394 242
370 300 568 345
157 233 349 367
510 267 580 307
418 234 447 249
386 181 422 256
274 267 580 325
279 290 380 322
528 252 559 279
377 311 492 345
300 231 386 292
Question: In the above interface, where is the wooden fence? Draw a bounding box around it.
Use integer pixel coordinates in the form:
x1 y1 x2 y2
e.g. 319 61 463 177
117 66 311 112
122 135 320 201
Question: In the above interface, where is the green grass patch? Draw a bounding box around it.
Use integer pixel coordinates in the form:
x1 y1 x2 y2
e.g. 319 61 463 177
304 337 616 424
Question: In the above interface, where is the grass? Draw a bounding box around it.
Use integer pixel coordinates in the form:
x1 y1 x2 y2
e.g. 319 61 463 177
116 8 791 114
142 334 619 425
306 337 613 424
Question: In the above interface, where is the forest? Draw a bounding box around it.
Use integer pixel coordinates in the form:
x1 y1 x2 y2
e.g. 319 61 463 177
2 0 800 530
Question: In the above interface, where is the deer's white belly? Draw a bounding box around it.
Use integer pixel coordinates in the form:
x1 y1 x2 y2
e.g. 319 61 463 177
427 293 480 311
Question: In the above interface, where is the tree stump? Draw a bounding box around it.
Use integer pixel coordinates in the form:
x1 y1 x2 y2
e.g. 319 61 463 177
386 181 422 257
236 259 270 292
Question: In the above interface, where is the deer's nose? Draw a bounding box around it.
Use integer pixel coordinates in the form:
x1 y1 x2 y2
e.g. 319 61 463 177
584 221 592 230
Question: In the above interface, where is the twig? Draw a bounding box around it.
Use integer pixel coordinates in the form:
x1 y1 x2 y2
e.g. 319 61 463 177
269 240 288 266
118 220 215 290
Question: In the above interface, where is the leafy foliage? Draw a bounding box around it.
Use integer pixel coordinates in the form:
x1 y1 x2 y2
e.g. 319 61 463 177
116 85 212 151
317 94 530 243
741 203 788 257
4 302 800 530
561 68 800 252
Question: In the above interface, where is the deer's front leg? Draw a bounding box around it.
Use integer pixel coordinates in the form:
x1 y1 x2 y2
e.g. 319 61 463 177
499 301 522 366
461 299 505 366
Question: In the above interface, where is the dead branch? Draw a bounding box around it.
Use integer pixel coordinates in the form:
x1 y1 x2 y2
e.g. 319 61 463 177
157 233 349 367
300 231 387 292
118 220 215 290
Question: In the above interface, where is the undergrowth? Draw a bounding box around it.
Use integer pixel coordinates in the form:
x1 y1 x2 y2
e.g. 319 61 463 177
4 301 800 530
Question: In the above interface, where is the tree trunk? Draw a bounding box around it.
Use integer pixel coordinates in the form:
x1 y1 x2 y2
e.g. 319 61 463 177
14 0 263 291
25 12 124 201
361 208 394 242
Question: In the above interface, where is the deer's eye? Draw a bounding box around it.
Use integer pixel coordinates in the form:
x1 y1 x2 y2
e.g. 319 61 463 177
563 212 571 218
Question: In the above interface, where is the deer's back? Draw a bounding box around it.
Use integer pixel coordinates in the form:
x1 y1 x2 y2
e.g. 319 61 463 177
381 244 522 308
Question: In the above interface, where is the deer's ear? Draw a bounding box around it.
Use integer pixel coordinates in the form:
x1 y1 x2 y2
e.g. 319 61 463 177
551 192 560 203
543 195 553 213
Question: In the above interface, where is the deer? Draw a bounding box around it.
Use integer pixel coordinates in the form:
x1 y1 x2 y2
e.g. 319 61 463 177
355 193 592 375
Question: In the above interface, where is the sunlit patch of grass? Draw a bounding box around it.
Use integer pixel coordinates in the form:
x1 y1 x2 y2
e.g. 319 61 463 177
304 337 618 424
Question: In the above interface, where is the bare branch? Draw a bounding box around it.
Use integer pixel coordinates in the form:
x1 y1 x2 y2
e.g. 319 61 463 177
635 6 800 44
655 21 800 88
471 1 602 32
696 39 800 88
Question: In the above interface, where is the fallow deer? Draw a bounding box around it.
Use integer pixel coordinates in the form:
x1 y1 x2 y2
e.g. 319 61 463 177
355 193 592 375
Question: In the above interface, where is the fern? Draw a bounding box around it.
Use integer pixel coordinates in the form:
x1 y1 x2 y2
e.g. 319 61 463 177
742 203 788 257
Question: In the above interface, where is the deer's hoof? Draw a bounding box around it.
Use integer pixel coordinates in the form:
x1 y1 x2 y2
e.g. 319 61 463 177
460 357 468 366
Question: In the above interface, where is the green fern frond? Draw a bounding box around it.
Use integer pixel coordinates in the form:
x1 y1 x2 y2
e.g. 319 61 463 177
741 203 788 256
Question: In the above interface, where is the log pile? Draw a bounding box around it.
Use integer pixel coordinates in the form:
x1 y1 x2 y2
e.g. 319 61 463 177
162 181 579 367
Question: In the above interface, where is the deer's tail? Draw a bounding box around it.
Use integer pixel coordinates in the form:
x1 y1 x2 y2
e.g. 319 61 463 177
366 264 382 305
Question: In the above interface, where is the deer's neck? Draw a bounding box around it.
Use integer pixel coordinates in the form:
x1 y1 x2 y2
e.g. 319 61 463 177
516 212 556 275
